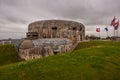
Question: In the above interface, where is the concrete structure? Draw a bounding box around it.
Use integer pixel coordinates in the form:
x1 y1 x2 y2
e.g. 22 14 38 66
111 36 120 41
26 20 85 44
0 39 12 45
19 20 85 60
19 38 72 60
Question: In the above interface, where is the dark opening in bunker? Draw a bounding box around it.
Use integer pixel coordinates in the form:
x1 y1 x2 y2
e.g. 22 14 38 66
52 27 57 30
72 27 76 30
32 34 38 38
54 52 58 55
27 35 31 37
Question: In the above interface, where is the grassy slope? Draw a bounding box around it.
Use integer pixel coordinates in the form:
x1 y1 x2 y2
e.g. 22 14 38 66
0 41 120 80
0 44 23 66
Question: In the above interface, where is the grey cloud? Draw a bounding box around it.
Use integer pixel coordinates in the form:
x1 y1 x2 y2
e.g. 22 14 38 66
0 0 120 39
5 16 28 24
28 0 120 25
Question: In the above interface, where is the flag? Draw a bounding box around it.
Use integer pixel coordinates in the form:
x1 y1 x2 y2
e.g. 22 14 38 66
96 28 100 32
114 19 119 30
111 17 116 26
104 27 108 32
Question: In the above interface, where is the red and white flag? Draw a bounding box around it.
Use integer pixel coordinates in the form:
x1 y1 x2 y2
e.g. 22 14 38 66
114 19 119 30
111 17 116 26
96 28 100 32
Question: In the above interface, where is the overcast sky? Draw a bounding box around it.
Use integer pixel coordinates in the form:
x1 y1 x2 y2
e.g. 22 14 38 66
0 0 120 39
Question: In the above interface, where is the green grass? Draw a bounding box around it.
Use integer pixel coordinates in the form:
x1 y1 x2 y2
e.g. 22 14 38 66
0 41 120 80
0 44 23 66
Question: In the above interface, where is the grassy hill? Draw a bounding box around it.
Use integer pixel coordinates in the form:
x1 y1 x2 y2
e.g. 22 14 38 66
0 44 23 66
0 41 120 80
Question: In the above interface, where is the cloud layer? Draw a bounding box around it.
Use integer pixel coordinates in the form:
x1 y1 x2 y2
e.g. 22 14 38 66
0 0 120 39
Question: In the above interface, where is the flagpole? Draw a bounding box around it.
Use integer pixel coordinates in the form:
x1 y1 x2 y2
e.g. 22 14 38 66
117 29 118 37
114 27 115 36
107 31 108 37
96 27 100 39
99 31 100 39
105 27 109 38
117 19 119 37
118 28 119 37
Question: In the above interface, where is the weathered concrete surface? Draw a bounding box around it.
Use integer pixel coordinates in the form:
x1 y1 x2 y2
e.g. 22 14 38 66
19 38 72 60
27 20 85 44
